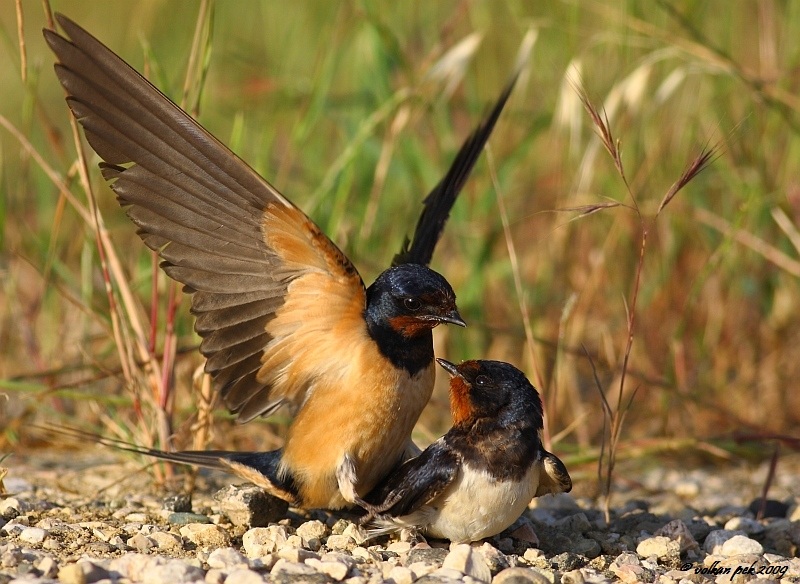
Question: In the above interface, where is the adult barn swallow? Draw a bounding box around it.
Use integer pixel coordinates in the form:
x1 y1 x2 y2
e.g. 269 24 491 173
362 359 572 543
44 15 517 510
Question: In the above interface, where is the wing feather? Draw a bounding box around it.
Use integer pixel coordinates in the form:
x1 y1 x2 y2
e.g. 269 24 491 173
366 440 460 518
45 14 366 421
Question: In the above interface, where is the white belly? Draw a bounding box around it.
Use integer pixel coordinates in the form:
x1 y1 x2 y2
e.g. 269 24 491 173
410 462 541 543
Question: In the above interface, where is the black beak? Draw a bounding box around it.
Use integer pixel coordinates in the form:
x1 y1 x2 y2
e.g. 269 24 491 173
434 309 466 328
436 358 460 378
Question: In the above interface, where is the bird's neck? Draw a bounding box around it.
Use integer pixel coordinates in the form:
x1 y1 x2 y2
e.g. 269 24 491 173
449 419 540 481
364 304 434 376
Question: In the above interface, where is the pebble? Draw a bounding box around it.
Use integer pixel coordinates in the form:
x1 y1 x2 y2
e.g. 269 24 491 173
179 523 231 548
18 527 47 545
719 534 764 556
207 547 249 569
442 544 491 583
168 512 211 525
654 518 700 553
703 529 742 553
305 558 350 580
635 535 680 559
224 568 267 584
723 516 764 535
214 485 288 528
492 567 552 583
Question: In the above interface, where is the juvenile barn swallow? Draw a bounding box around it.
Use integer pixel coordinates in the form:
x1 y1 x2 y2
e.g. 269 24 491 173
44 15 517 510
362 359 572 543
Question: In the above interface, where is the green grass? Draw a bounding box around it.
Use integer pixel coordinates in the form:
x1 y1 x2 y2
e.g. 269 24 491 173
2 0 800 493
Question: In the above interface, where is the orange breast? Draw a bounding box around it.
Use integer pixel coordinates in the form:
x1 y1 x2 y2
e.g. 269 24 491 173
281 341 435 509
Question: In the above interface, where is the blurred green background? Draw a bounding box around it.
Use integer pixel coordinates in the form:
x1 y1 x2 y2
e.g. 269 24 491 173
1 1 799 487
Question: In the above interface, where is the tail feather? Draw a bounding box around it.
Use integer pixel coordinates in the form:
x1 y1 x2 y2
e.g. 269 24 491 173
393 71 520 267
37 426 300 505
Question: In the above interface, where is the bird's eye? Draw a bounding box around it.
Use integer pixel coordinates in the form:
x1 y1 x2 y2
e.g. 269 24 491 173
475 375 490 386
403 297 422 311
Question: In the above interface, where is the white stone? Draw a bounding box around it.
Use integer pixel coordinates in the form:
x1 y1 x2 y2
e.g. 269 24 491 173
719 534 763 556
223 568 267 584
207 547 248 569
703 529 743 554
442 543 491 583
326 534 356 550
179 523 230 548
242 526 287 558
493 567 553 583
388 565 415 584
270 558 319 576
18 527 47 544
306 558 350 580
655 519 700 553
723 516 764 535
150 531 183 552
636 536 680 559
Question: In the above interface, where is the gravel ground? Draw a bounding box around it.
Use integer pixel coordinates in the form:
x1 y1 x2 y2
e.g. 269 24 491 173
1 451 799 583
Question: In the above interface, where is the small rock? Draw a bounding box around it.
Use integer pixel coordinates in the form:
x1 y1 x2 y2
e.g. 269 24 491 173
305 558 349 580
207 547 249 569
405 546 449 567
37 556 59 578
125 512 150 523
224 568 267 584
719 534 763 556
180 523 231 548
570 537 601 559
58 563 87 584
243 526 288 558
431 566 469 581
163 493 193 513
492 567 552 583
270 558 319 576
296 520 328 548
443 543 491 583
150 531 183 552
508 521 539 545
168 512 211 525
325 534 355 551
636 536 680 560
128 533 155 551
0 498 29 519
655 519 700 554
214 485 288 528
387 541 412 554
18 527 47 544
703 529 742 554
723 516 764 535
555 513 592 534
149 559 207 584
747 498 788 518
279 546 319 563
560 569 585 584
475 542 509 572
673 478 700 498
388 565 415 584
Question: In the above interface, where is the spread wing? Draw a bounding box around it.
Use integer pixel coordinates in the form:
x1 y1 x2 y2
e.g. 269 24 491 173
45 14 365 422
392 72 519 266
365 439 459 517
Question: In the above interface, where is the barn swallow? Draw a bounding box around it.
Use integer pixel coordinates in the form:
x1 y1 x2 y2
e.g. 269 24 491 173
44 15 517 510
361 358 572 543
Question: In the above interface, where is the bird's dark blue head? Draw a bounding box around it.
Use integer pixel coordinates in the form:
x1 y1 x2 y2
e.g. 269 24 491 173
366 264 465 338
438 358 543 428
365 264 464 375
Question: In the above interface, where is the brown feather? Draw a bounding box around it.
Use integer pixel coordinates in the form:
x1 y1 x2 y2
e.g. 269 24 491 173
45 15 367 423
